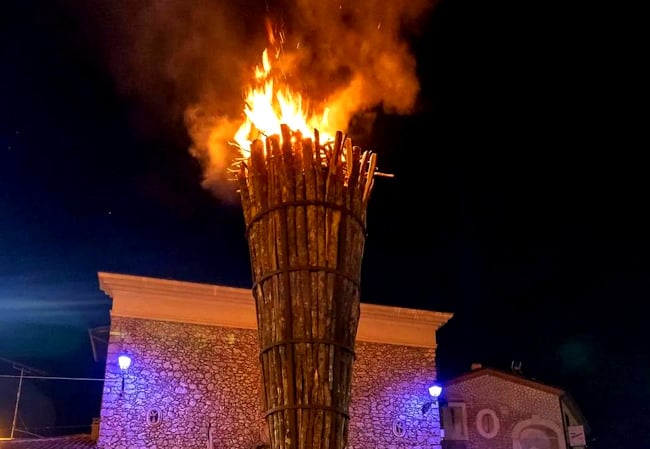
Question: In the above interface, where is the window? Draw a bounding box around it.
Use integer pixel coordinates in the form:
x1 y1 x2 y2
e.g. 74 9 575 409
146 408 163 426
392 419 406 437
475 409 500 439
512 417 563 449
519 427 559 449
441 402 468 440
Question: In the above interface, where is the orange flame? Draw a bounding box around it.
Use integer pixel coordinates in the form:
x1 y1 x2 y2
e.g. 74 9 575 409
232 48 334 158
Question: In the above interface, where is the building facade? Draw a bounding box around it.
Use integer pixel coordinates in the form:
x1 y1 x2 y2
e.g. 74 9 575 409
440 366 589 449
96 272 452 449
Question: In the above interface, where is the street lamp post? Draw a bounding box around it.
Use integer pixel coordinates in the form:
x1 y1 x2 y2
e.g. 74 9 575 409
0 357 47 440
10 368 24 439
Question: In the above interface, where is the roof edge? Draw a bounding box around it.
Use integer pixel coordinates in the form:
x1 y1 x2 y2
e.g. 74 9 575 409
98 271 452 348
443 367 566 396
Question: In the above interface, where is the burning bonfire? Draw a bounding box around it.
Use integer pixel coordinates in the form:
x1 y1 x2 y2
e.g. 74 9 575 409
232 33 385 449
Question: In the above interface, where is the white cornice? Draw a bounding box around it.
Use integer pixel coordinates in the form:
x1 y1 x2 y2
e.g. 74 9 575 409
98 272 453 348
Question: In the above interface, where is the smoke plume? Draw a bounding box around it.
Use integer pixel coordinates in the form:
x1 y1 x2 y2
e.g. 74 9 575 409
80 0 437 200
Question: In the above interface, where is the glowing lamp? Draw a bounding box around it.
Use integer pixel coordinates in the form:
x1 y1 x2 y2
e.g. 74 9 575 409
118 355 131 394
118 355 132 371
428 384 442 398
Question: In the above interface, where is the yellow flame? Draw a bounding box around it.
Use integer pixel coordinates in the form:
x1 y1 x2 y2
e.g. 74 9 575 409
233 49 333 158
254 49 271 79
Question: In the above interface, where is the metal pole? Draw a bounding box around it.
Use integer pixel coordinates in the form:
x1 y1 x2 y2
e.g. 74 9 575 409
10 368 24 439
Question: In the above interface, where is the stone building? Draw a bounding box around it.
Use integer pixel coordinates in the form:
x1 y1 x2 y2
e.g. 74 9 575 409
439 365 589 449
96 272 452 449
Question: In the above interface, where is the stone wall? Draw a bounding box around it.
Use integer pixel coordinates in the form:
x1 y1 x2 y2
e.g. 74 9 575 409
350 341 442 449
443 375 564 449
98 317 442 449
98 317 263 449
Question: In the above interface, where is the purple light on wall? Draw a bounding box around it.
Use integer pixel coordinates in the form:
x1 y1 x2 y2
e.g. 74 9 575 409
428 385 442 398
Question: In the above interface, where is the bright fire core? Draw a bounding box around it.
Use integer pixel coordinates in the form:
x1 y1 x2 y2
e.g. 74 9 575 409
232 48 335 158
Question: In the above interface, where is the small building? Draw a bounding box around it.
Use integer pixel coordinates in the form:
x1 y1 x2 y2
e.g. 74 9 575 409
439 365 589 449
96 272 453 449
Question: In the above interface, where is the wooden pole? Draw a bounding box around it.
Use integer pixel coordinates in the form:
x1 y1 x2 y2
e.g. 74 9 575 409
238 127 377 449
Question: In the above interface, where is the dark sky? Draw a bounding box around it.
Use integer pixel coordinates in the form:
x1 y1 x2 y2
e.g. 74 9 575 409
0 0 646 447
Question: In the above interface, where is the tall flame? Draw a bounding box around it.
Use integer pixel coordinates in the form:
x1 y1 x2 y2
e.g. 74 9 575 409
232 48 334 158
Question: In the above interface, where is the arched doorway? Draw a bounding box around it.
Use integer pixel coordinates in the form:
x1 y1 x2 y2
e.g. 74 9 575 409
512 416 566 449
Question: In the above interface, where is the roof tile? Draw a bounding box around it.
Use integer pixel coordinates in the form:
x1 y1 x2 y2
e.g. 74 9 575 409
0 435 96 449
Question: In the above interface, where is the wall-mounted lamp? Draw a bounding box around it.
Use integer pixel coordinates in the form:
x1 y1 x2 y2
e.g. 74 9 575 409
118 354 132 393
428 384 442 398
422 384 443 415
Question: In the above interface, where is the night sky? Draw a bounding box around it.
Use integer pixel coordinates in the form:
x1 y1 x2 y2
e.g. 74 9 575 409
1 0 646 447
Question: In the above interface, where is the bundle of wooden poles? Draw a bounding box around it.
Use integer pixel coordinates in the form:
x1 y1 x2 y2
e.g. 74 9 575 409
237 125 377 449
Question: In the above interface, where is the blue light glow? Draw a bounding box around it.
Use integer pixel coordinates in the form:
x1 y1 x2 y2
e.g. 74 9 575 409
428 384 442 398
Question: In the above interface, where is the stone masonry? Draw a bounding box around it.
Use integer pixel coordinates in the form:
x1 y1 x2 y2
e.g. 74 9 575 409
99 318 262 449
99 318 443 449
441 368 588 449
96 272 452 449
